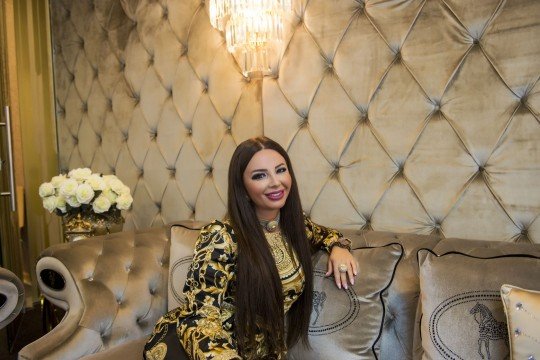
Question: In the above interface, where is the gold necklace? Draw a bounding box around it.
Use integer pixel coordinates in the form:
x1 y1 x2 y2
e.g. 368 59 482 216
259 213 280 232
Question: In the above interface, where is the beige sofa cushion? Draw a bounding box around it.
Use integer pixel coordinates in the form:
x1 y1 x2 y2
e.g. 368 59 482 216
168 222 206 311
289 243 403 359
500 284 540 360
418 250 540 360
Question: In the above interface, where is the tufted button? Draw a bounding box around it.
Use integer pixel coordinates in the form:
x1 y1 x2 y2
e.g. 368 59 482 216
88 276 94 282
73 136 79 145
149 288 156 295
97 135 102 144
79 38 85 49
162 6 168 19
93 68 98 78
139 169 144 178
125 264 132 272
119 60 126 72
521 228 528 236
394 51 401 62
169 168 176 177
133 93 140 104
188 128 193 135
358 112 367 123
123 133 128 142
472 38 479 45
226 124 232 131
478 165 485 173
117 297 123 305
521 95 528 105
363 219 371 230
148 55 154 66
155 202 161 210
82 103 88 113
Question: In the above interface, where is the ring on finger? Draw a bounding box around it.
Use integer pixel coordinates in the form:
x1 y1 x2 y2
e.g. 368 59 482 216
338 264 348 273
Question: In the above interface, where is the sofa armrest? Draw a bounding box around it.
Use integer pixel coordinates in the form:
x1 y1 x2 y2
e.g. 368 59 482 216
0 266 24 330
19 227 170 360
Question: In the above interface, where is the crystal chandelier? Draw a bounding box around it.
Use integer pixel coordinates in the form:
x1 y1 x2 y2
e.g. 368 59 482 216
209 0 292 77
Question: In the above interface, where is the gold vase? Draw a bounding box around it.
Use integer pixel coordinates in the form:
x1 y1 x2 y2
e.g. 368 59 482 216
62 209 124 242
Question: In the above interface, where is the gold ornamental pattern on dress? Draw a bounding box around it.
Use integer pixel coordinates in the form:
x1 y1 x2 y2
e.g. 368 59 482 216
265 231 304 313
144 215 344 359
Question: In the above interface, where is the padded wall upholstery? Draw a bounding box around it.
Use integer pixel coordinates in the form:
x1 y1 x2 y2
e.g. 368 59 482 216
50 0 540 243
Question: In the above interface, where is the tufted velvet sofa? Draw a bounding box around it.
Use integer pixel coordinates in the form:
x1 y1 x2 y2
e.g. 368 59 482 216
18 222 540 360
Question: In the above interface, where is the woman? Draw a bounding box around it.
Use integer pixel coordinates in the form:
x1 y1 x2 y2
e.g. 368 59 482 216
144 137 357 360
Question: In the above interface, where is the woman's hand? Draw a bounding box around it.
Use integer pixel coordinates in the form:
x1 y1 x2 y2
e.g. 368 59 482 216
326 246 357 289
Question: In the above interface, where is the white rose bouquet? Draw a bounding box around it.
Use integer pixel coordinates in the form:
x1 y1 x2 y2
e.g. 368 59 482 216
39 168 133 216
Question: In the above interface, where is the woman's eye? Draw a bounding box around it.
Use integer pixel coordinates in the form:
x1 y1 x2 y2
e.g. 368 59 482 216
252 173 266 180
277 167 287 174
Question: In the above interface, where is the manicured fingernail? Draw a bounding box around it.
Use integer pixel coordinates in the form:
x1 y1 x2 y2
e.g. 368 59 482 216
338 283 341 289
344 284 348 289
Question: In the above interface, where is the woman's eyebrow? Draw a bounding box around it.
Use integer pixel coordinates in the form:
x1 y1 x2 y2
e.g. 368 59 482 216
250 163 285 173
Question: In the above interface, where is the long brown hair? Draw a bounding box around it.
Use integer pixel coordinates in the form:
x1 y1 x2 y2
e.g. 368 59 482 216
227 136 313 356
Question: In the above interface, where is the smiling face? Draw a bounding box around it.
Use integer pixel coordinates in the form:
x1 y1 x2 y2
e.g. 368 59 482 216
243 149 292 221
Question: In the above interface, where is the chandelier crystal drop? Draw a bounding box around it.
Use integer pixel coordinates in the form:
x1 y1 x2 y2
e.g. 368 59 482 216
209 0 292 77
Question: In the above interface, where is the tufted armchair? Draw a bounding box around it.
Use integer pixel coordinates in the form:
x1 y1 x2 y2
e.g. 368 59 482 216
0 266 24 330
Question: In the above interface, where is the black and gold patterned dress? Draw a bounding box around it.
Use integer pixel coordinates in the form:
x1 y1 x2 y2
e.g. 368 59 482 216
144 215 342 360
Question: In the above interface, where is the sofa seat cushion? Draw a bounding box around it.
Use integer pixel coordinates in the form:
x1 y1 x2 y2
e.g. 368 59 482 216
289 243 403 359
81 337 147 359
418 250 540 360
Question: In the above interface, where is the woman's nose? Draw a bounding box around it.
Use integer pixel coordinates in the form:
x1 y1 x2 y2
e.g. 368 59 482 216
268 174 280 187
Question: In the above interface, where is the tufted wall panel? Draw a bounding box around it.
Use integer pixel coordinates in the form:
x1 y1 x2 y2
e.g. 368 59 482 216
50 0 540 243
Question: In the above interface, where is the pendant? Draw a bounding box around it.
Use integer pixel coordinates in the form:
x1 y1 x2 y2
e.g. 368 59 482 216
265 220 279 232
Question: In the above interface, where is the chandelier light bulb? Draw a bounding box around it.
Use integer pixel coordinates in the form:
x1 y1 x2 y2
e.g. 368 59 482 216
209 0 292 77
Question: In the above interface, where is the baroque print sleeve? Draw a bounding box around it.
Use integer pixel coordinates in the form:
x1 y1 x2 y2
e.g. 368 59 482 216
177 221 241 360
304 214 344 253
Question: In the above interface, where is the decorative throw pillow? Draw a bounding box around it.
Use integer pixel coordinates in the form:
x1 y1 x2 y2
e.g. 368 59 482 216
288 243 403 360
418 250 540 360
500 284 540 360
168 222 205 311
